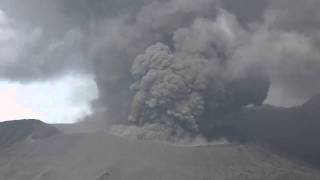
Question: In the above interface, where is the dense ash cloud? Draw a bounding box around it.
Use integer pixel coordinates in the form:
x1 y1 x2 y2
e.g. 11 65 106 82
0 0 319 138
128 10 269 133
89 1 271 136
130 43 208 131
90 0 222 125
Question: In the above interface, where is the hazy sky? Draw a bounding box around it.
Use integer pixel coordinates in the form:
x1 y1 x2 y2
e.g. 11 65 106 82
0 75 97 123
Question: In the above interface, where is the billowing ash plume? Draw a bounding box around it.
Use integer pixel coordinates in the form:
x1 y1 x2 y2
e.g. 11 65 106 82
130 43 207 131
89 2 271 136
90 0 222 125
127 10 269 134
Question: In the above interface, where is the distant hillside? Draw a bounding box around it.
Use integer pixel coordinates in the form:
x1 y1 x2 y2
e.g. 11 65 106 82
202 94 320 166
0 119 60 148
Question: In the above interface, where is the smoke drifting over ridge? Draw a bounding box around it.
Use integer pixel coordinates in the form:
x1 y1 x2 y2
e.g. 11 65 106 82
0 0 319 136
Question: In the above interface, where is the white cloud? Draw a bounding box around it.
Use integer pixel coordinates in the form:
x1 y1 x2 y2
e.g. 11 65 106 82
0 87 43 121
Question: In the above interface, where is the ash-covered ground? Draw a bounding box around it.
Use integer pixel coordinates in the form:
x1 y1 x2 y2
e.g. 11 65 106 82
0 119 319 180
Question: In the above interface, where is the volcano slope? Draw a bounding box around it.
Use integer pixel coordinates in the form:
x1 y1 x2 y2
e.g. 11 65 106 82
0 120 320 180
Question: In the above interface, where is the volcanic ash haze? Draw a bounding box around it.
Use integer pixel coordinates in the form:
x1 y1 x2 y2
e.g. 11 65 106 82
129 40 269 133
87 0 319 138
0 0 320 138
1 0 320 179
93 4 271 137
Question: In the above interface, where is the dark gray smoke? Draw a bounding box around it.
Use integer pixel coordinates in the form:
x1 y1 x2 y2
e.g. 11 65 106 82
0 0 319 138
128 10 269 132
90 0 222 125
88 1 271 139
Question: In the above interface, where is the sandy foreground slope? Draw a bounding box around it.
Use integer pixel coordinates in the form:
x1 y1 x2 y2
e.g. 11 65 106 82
0 131 319 180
